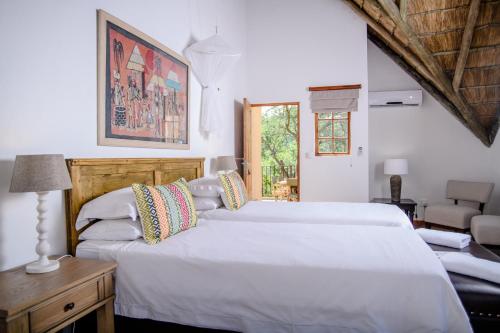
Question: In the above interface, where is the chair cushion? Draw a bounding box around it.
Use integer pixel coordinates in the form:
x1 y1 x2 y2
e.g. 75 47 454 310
471 215 500 245
447 180 494 203
425 204 481 229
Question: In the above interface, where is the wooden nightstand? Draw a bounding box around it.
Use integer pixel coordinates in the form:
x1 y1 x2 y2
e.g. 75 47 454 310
0 257 117 333
370 198 418 223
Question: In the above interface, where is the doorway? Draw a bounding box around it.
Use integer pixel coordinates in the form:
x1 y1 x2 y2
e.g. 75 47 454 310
243 99 300 201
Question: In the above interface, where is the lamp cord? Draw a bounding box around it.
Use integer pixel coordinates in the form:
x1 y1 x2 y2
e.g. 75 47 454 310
55 254 73 261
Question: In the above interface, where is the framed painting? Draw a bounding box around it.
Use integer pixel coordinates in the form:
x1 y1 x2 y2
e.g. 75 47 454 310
97 10 190 149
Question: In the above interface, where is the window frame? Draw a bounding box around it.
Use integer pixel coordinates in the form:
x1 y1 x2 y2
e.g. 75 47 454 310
314 111 351 156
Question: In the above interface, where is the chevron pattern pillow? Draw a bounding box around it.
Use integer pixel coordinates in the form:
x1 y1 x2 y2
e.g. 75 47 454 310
132 178 197 245
218 171 248 210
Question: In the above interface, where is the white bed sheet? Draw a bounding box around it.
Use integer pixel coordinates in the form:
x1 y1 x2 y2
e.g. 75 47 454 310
77 219 470 333
199 201 413 229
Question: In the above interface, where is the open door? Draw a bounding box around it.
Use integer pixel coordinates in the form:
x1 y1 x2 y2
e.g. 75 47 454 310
243 98 262 200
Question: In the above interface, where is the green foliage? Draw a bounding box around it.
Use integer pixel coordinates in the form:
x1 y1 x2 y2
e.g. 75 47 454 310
260 105 298 197
261 105 298 168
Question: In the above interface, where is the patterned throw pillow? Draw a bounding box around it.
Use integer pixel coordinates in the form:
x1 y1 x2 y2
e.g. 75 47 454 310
132 178 197 245
218 171 248 210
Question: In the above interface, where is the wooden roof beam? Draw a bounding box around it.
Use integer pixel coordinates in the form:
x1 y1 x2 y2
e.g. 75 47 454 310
343 0 434 83
375 0 459 91
375 0 491 146
368 30 468 127
345 0 468 126
453 0 481 92
400 0 407 22
490 121 499 144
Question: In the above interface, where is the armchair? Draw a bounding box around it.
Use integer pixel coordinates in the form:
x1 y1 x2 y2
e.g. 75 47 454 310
424 180 494 232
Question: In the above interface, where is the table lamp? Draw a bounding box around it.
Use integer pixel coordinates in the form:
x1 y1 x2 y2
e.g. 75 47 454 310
215 156 237 174
384 159 408 203
9 154 72 274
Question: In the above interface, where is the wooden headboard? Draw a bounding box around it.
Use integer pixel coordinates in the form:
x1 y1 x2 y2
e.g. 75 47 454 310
65 158 205 255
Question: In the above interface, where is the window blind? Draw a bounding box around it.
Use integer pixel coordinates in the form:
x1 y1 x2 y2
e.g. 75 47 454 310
310 88 360 113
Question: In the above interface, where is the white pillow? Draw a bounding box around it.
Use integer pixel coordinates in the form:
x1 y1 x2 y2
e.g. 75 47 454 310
188 177 223 197
193 196 223 211
76 187 138 230
79 218 142 241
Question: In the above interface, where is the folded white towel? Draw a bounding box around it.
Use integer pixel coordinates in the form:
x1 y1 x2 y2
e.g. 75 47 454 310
439 252 500 285
416 228 471 249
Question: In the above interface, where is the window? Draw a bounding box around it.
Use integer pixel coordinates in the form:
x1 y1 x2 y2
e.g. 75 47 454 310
315 111 351 155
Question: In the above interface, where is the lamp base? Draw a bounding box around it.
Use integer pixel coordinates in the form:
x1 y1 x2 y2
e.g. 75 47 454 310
390 175 402 202
26 191 59 274
26 259 59 274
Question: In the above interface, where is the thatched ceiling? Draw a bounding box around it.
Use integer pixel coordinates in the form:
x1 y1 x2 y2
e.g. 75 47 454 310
344 0 499 146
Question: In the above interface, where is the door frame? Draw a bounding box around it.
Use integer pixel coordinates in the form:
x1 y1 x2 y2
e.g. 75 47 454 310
250 101 300 201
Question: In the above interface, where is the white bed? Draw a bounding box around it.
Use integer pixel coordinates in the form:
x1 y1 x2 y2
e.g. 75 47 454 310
77 219 470 333
199 201 413 229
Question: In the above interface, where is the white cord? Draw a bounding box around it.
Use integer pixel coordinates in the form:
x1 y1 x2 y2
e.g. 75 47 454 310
56 254 73 261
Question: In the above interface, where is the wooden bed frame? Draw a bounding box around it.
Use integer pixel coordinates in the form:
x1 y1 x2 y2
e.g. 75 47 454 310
64 158 205 255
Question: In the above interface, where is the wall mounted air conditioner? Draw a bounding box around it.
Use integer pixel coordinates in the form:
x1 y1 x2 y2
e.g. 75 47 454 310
369 90 422 107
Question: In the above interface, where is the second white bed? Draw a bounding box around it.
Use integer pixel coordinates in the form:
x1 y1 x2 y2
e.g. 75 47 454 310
199 200 413 229
77 219 469 333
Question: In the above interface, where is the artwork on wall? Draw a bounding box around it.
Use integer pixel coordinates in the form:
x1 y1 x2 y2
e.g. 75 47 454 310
97 10 190 149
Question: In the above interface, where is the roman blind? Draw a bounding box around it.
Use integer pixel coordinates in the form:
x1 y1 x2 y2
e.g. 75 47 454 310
309 85 361 113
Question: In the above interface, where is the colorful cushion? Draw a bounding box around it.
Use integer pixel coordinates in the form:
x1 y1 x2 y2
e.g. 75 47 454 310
132 178 197 245
218 171 248 210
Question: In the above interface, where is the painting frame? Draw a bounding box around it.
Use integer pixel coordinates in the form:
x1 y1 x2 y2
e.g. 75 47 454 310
97 9 190 149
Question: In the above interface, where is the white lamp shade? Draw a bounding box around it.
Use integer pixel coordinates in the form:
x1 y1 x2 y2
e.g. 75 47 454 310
384 159 408 175
216 156 237 172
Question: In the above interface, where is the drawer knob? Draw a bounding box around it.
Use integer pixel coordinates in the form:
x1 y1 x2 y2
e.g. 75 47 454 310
64 302 75 312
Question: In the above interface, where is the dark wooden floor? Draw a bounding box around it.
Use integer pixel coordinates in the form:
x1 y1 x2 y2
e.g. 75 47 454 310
115 316 236 333
484 245 500 256
67 313 237 333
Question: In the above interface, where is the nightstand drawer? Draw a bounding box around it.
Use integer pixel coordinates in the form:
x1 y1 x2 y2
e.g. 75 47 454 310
30 279 99 333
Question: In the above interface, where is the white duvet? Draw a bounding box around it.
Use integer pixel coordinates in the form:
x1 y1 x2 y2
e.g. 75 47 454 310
199 201 413 229
77 219 470 333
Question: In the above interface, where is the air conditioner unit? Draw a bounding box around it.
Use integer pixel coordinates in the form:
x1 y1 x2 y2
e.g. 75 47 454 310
369 90 422 107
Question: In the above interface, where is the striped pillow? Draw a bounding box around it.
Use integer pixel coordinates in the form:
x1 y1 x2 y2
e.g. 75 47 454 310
218 171 248 210
132 178 197 245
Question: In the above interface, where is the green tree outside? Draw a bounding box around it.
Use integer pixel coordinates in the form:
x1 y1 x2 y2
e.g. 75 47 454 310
261 105 298 197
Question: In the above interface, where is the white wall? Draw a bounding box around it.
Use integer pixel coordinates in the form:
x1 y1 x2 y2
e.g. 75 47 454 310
0 0 247 270
368 41 500 217
246 0 369 202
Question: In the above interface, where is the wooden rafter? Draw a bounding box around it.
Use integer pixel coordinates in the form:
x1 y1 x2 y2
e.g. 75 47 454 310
364 0 491 146
452 0 481 92
378 0 490 131
376 0 452 84
343 0 434 83
399 0 408 22
368 30 468 127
